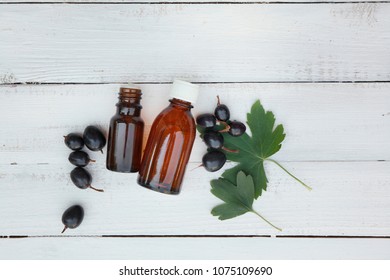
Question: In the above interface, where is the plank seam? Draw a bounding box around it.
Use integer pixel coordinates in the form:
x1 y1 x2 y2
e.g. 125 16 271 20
1 2 390 4
1 81 390 86
1 235 390 239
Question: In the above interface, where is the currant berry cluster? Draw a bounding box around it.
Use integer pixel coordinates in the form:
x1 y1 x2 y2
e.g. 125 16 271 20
64 126 106 193
196 96 246 172
61 125 106 233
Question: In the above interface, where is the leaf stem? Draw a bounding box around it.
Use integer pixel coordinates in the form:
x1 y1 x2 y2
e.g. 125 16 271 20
265 158 312 191
251 209 282 232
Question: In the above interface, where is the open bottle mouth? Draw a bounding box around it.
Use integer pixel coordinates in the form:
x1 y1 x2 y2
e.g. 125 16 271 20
120 87 142 97
119 87 143 106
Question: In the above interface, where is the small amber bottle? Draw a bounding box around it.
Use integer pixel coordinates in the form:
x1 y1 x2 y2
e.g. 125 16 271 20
106 86 144 173
138 80 199 194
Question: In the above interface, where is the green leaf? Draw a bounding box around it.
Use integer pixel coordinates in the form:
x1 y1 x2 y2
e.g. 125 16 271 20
211 204 249 220
210 171 281 231
210 171 254 221
247 100 285 158
210 178 242 204
222 100 285 198
236 171 254 207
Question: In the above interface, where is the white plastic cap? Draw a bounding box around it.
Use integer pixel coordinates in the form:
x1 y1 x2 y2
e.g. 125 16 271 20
169 79 199 104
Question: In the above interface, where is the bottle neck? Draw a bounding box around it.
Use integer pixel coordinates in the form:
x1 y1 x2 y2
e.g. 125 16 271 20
169 98 193 111
116 88 142 116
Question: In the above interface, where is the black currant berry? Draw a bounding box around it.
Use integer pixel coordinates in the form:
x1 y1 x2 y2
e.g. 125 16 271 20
83 126 106 153
228 121 246 137
61 205 84 233
202 150 226 172
203 131 224 149
196 113 216 128
214 104 230 122
64 133 84 151
70 167 104 192
214 96 230 122
68 151 95 167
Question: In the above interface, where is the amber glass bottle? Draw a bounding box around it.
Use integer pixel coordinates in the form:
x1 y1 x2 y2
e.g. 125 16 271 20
106 86 144 173
138 80 199 194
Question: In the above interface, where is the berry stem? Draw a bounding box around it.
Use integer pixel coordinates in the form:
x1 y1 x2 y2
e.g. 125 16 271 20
221 146 238 153
88 185 104 192
218 121 230 133
251 209 282 232
100 150 104 154
190 164 203 171
217 95 221 106
61 226 68 234
265 158 312 191
89 159 96 163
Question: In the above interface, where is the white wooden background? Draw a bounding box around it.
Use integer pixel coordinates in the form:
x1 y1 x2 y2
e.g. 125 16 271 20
0 1 389 259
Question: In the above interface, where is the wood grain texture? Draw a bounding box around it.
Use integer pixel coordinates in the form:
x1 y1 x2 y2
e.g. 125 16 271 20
0 3 389 83
0 0 384 3
1 237 390 259
0 0 389 260
0 83 389 163
0 161 389 236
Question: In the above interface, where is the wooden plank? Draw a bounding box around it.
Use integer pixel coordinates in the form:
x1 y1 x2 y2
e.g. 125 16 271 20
1 237 390 259
0 3 389 83
0 0 383 3
0 83 389 163
0 161 389 236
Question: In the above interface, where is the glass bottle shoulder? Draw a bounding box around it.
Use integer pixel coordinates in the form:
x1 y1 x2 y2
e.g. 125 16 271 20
153 105 195 132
